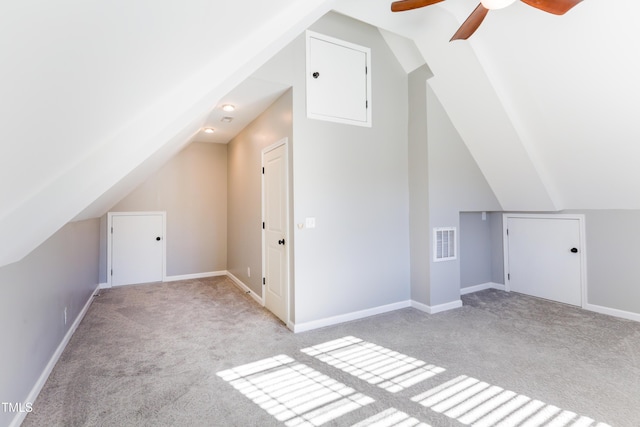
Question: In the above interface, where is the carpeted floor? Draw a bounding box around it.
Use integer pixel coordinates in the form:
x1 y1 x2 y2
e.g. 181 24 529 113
23 277 640 426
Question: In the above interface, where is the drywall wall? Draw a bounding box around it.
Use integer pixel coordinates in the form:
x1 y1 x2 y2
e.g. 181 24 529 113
563 210 640 316
0 219 99 427
427 84 502 305
292 13 411 323
489 212 505 285
106 142 227 279
227 90 294 298
459 212 495 288
408 65 431 305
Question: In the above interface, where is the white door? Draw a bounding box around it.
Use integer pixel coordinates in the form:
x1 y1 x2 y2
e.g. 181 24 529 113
506 216 583 306
110 213 164 286
306 31 370 126
263 143 289 323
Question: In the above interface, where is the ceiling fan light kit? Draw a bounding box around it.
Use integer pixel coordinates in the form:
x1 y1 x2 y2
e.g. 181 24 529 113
390 0 583 41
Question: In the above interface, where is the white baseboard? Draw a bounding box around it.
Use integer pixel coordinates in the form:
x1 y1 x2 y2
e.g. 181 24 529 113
411 299 463 314
460 282 505 295
98 282 110 289
585 303 640 323
226 272 264 306
9 284 100 427
164 270 226 282
292 300 412 333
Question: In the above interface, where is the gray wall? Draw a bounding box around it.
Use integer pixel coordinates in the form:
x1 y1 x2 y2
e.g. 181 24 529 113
292 13 411 323
489 212 505 285
255 12 411 324
0 219 99 427
562 210 640 315
408 65 432 305
106 142 228 279
227 90 294 297
426 84 502 305
459 212 493 287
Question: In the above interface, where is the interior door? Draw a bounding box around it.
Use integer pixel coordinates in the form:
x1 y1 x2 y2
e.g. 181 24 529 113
506 216 582 306
111 213 164 286
263 143 289 323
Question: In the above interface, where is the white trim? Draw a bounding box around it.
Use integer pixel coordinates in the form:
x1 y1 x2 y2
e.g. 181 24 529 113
292 300 411 333
106 211 167 287
502 213 588 309
460 282 505 295
9 284 100 427
98 282 110 289
585 303 640 323
227 271 264 306
261 138 291 326
411 299 463 314
164 271 226 282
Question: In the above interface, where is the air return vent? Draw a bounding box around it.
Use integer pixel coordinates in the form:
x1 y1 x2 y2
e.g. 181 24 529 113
434 227 456 262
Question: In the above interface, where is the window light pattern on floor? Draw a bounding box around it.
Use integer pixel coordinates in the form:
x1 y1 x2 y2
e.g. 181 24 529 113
411 375 611 427
351 407 431 427
217 354 374 426
301 336 445 393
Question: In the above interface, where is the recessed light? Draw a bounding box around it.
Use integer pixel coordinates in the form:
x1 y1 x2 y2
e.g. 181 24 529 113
222 104 235 112
203 128 215 134
220 116 233 123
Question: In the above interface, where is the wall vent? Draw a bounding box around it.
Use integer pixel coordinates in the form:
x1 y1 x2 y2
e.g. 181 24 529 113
434 227 456 262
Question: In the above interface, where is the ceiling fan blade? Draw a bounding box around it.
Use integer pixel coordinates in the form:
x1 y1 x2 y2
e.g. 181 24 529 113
520 0 583 15
450 3 489 41
391 0 444 12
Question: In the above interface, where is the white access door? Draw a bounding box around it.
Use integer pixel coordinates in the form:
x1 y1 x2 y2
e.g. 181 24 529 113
306 31 370 126
110 213 164 286
263 142 289 324
506 216 583 306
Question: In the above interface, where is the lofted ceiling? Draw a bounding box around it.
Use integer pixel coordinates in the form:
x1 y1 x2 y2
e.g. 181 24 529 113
335 0 640 210
2 0 640 268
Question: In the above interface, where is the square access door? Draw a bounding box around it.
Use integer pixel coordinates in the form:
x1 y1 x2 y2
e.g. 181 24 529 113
306 31 371 127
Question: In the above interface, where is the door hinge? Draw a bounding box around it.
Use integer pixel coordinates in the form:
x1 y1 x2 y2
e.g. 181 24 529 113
263 277 266 285
366 100 368 109
262 222 265 230
508 273 510 280
110 269 113 276
506 229 509 236
262 167 265 174
365 66 368 75
111 227 113 234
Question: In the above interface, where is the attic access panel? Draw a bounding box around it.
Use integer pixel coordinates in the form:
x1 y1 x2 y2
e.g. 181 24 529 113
306 31 371 127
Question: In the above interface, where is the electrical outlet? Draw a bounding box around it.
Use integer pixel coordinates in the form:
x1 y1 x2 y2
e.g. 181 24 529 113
64 307 67 325
247 267 251 278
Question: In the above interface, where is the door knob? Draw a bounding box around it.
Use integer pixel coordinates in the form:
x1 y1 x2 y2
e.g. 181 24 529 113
278 239 285 245
312 72 320 79
570 247 578 253
156 237 161 241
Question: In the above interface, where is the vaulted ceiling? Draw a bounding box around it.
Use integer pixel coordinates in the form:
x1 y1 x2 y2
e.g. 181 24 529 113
2 0 639 267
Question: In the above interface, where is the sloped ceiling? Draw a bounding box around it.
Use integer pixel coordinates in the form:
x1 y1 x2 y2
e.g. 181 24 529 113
335 0 640 210
0 0 335 267
3 0 640 267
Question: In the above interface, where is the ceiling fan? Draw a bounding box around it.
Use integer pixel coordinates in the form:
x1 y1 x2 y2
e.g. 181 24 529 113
390 0 583 41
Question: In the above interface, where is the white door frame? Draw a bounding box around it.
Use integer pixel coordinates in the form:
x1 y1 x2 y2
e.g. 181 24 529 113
106 211 167 287
502 213 588 308
261 138 291 326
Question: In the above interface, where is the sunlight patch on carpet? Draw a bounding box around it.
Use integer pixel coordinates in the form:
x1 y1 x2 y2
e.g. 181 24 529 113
351 407 431 427
217 355 374 426
301 336 445 393
411 375 611 427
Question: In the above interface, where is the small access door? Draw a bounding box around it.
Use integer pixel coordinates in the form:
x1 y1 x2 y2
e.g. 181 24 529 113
109 212 165 286
504 214 585 306
262 141 289 324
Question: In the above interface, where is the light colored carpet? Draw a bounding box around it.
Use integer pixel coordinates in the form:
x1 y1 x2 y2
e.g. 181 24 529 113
23 277 640 426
